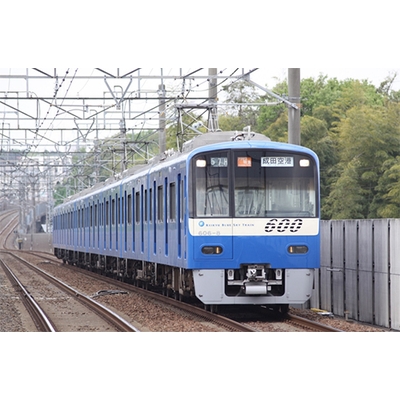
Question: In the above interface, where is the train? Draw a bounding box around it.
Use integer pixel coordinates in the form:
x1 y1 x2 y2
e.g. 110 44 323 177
53 130 320 312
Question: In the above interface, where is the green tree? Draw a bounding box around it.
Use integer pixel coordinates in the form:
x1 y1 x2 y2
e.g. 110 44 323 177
328 103 400 218
371 157 400 217
218 114 247 132
263 112 288 142
166 111 207 150
300 116 338 218
221 80 262 130
324 159 366 219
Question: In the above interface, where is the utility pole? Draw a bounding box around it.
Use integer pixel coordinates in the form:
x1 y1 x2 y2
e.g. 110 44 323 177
288 68 301 145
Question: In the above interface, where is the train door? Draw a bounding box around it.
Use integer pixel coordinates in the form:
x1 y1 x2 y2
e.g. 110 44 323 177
181 174 187 262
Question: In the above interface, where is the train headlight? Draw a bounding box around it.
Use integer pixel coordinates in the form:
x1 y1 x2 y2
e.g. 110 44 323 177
288 245 308 254
196 159 207 168
299 159 310 167
201 245 223 255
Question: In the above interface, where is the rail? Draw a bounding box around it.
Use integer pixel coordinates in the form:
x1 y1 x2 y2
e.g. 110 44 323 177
8 252 140 332
287 313 343 332
0 258 56 332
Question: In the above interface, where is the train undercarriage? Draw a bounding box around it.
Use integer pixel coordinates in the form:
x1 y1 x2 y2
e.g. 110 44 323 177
54 249 196 300
54 248 310 312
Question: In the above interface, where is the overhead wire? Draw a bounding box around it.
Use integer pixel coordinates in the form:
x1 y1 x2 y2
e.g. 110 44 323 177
1 69 262 203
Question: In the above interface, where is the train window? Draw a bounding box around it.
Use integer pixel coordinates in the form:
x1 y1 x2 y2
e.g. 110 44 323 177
120 195 123 224
118 195 121 225
127 194 132 224
180 177 184 222
135 191 140 223
234 151 317 218
105 200 109 225
112 198 116 225
144 189 148 222
157 185 164 222
122 194 125 224
192 151 229 217
149 188 153 222
169 182 176 222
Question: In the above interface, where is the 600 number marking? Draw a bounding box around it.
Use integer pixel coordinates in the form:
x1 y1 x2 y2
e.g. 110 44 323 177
264 218 303 233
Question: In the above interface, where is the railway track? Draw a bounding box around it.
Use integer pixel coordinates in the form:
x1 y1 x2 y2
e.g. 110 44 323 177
18 251 345 332
0 251 140 332
1 211 255 332
23 252 258 332
0 258 56 332
0 210 342 332
286 313 342 332
217 304 344 332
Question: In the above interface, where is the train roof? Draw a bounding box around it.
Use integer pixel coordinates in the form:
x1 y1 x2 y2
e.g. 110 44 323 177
56 130 318 208
181 130 271 153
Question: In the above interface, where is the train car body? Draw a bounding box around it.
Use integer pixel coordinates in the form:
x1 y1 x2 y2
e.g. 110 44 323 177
53 131 320 308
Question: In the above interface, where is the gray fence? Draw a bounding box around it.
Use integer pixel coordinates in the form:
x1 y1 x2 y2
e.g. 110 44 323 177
310 219 400 330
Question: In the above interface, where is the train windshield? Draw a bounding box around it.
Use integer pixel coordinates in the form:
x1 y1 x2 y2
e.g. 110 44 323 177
234 150 317 217
193 151 230 217
191 149 318 218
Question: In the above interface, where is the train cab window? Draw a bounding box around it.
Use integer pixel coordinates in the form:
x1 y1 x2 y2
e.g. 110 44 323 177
192 151 230 217
234 151 317 218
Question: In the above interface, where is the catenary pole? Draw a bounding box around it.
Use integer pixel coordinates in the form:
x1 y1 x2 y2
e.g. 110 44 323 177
208 68 218 131
159 82 166 153
288 68 301 145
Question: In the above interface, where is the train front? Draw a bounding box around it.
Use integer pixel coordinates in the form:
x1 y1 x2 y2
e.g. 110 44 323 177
187 141 320 307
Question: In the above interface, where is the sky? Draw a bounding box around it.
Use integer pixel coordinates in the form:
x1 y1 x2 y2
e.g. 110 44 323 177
252 68 400 91
1 67 399 153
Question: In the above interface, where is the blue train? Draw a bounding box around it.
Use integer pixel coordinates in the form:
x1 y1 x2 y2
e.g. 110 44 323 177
53 130 320 311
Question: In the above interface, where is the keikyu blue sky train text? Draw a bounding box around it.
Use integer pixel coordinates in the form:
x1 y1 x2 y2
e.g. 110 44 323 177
53 131 320 312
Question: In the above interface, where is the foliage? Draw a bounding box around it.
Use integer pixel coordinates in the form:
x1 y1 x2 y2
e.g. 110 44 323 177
166 111 207 150
53 130 159 204
54 72 400 220
222 80 264 130
221 73 400 219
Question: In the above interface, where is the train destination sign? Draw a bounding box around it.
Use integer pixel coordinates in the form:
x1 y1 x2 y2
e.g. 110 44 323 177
211 157 228 167
261 156 294 167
